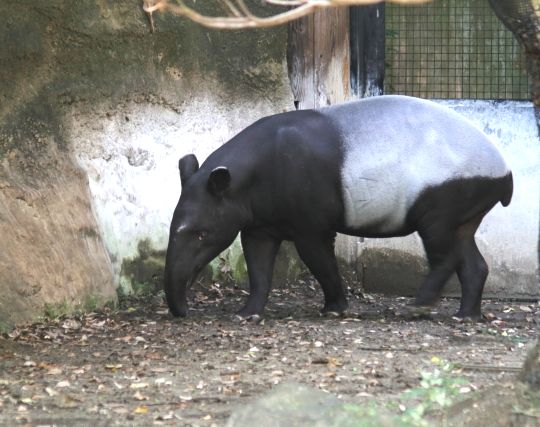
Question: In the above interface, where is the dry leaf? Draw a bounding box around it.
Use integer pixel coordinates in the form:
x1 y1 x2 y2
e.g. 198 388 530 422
45 387 58 397
130 382 149 389
113 407 129 415
327 357 342 367
134 405 149 414
105 364 122 371
133 391 148 401
56 381 70 388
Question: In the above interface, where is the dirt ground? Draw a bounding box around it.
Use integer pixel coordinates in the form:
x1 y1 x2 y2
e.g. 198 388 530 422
0 282 538 426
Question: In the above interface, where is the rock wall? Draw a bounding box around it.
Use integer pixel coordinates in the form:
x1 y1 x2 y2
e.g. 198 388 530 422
0 0 292 330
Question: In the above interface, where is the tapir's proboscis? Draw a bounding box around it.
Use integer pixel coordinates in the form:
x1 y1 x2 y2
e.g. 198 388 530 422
164 95 512 321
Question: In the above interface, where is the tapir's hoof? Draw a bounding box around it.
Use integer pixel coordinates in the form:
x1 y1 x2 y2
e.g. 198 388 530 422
319 310 344 318
233 313 263 324
321 301 348 317
452 311 484 323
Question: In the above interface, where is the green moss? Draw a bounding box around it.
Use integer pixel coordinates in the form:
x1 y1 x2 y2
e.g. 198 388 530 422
42 295 116 321
120 239 166 295
207 239 310 289
43 301 72 320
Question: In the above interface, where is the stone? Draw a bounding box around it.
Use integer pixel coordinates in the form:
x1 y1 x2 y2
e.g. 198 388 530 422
226 382 399 427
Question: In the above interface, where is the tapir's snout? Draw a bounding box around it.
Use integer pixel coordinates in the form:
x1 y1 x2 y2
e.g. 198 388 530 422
163 257 191 317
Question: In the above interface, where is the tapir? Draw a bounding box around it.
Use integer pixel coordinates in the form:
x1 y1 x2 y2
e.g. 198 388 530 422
164 95 512 320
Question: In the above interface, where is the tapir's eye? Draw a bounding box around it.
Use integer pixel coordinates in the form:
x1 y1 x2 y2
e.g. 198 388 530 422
197 230 208 241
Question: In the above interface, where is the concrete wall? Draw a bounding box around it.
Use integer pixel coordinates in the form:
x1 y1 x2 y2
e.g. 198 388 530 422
78 95 539 298
66 83 293 290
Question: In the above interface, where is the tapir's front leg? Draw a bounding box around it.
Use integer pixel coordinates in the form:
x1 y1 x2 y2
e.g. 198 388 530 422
237 230 282 319
294 233 348 315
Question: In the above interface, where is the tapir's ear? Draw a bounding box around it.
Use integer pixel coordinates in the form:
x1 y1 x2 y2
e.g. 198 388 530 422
207 166 231 196
179 154 199 186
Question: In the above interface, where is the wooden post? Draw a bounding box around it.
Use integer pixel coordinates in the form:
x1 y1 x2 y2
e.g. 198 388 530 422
287 8 350 109
287 10 357 266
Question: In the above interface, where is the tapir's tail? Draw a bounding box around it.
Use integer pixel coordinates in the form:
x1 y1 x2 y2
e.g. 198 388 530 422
500 172 513 207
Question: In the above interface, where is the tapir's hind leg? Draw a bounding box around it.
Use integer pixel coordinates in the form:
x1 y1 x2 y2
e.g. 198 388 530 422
415 213 487 319
414 231 461 308
455 237 488 319
454 213 488 319
294 233 348 315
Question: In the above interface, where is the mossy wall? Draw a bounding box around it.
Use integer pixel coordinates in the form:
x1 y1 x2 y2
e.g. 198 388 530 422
0 0 296 329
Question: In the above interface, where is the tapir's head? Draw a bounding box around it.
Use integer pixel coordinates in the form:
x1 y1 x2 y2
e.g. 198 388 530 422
164 154 248 317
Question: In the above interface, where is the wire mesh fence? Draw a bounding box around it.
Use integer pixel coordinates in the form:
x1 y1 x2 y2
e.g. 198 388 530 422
384 0 530 100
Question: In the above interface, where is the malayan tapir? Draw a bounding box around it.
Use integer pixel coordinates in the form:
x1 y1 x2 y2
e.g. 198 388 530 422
164 95 512 320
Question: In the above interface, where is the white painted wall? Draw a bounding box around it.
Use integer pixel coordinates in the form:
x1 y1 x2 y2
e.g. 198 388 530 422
67 95 538 297
66 87 292 289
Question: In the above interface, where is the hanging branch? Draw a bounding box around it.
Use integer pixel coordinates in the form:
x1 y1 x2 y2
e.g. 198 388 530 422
142 0 430 30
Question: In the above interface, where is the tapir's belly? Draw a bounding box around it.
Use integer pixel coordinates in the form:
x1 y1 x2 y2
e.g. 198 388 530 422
329 96 510 235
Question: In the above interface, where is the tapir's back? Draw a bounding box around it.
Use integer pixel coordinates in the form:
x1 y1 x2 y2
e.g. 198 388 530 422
321 95 511 234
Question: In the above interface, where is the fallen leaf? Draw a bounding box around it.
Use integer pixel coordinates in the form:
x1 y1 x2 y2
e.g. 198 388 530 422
134 405 149 414
327 357 342 367
54 394 81 408
130 382 149 389
45 387 58 397
133 391 147 401
156 412 174 420
155 377 171 386
105 364 122 371
484 312 497 320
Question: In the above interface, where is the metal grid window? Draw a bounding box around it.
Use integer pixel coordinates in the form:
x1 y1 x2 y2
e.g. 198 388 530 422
384 0 530 100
